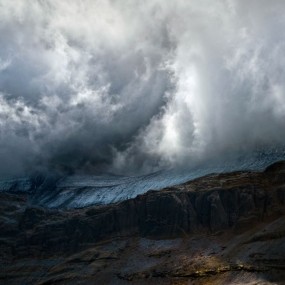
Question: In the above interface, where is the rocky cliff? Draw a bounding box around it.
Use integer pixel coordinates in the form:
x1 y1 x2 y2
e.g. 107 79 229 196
1 161 285 284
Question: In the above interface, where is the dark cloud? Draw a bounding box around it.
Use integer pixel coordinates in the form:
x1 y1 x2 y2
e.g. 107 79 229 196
0 0 285 176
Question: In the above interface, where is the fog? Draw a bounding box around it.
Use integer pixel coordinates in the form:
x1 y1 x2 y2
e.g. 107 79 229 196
0 0 285 176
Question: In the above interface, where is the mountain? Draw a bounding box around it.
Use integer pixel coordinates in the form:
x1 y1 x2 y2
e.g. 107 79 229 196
0 160 285 284
1 149 285 209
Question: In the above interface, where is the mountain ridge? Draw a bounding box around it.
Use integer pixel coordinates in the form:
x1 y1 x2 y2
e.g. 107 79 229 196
0 160 285 284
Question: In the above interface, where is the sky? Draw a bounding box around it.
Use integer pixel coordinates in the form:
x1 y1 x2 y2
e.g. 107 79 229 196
0 0 285 176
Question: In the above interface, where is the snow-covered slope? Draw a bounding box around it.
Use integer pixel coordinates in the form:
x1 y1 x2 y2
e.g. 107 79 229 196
1 149 285 209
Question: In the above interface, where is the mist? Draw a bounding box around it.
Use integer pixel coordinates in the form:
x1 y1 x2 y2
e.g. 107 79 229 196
0 0 285 176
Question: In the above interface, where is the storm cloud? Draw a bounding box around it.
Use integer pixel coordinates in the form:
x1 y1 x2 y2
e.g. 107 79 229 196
0 0 285 176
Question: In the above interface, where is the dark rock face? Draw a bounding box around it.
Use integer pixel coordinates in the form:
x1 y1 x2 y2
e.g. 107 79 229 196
1 161 284 256
0 161 285 284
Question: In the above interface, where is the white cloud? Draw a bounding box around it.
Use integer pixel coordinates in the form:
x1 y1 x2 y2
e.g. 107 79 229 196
0 0 285 175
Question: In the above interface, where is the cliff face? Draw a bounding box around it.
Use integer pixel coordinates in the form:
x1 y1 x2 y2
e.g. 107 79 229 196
1 161 285 284
16 163 285 251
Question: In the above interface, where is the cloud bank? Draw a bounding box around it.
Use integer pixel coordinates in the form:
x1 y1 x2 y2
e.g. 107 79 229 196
0 0 285 176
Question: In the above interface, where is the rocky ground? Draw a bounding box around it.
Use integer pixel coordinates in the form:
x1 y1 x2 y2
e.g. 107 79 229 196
0 161 285 284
